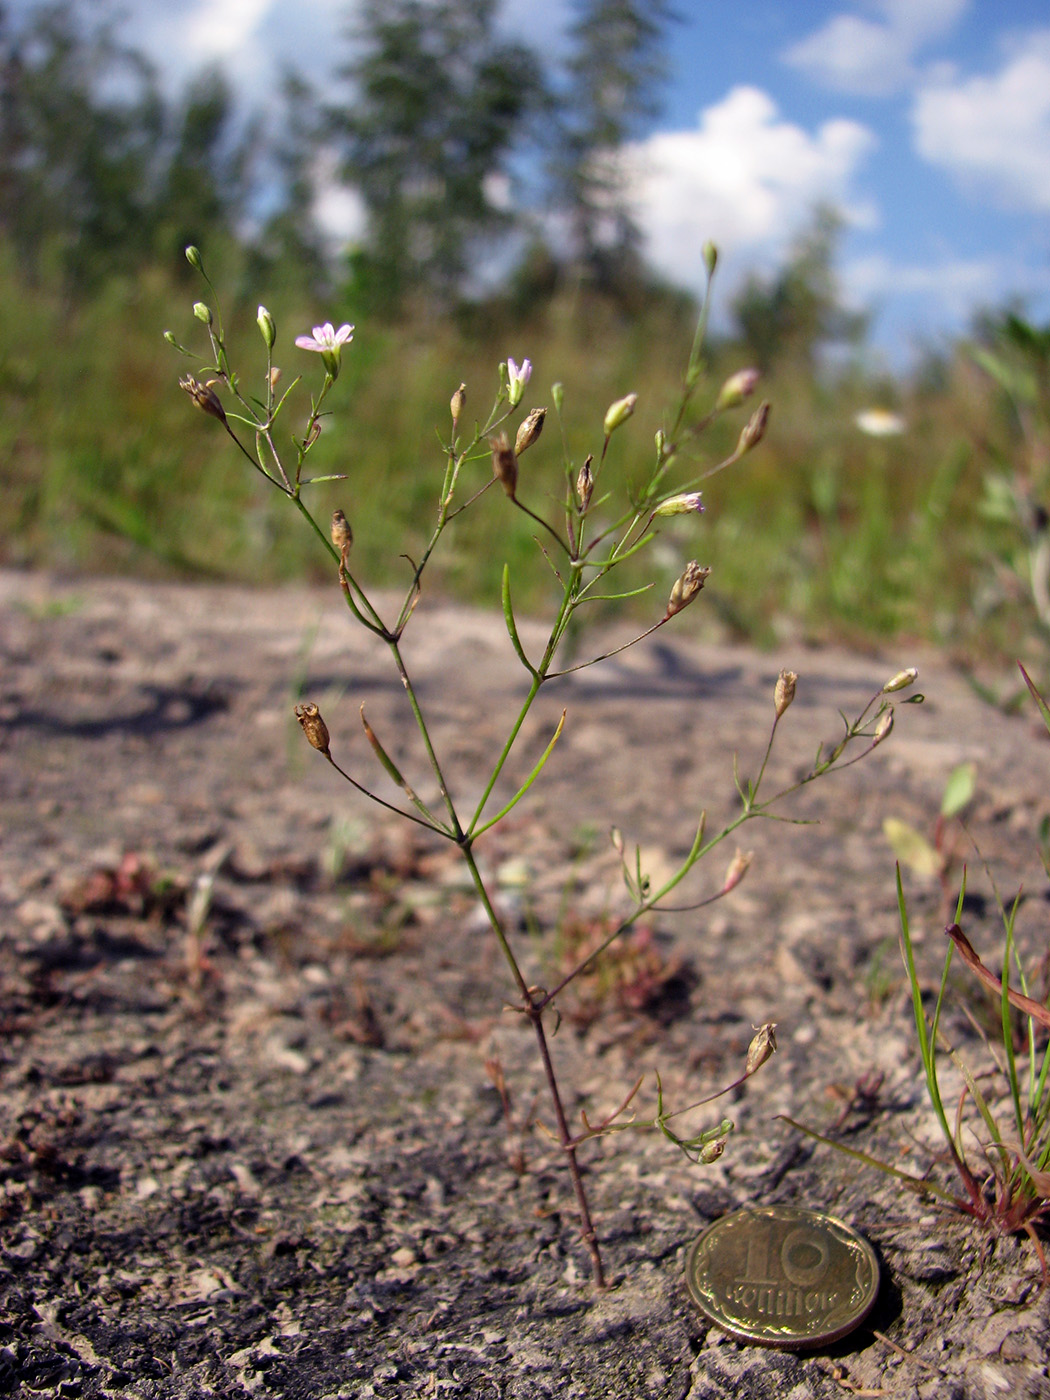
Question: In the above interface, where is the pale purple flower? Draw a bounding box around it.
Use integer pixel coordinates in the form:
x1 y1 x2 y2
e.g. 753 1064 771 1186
295 322 354 354
654 492 704 516
506 356 532 407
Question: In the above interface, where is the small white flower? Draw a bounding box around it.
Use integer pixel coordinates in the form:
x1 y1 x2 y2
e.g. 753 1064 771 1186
506 356 532 407
855 408 905 438
295 322 354 353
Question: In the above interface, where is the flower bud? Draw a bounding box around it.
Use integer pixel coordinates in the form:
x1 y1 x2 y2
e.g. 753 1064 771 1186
745 1022 777 1076
873 710 894 746
294 702 331 758
576 456 594 510
185 245 204 272
610 827 625 857
450 382 466 424
737 401 770 453
552 382 564 414
269 367 282 391
603 393 638 436
715 367 760 411
179 374 227 425
882 667 918 693
703 242 718 276
490 432 518 498
163 330 177 346
654 492 704 517
331 509 353 560
666 561 710 617
193 302 212 325
722 849 753 894
506 357 531 408
515 406 546 456
774 669 797 718
257 305 276 351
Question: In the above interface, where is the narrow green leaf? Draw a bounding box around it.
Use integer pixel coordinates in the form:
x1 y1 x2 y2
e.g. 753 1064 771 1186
779 1116 957 1203
941 763 976 818
471 710 567 837
501 565 537 677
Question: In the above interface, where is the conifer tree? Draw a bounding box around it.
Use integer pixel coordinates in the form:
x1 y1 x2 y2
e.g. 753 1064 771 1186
331 0 544 312
553 0 677 297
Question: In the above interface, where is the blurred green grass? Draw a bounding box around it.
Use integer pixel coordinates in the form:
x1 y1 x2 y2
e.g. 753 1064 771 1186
0 254 1037 665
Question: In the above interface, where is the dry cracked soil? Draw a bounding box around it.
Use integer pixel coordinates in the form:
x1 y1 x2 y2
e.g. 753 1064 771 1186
1 569 1049 1399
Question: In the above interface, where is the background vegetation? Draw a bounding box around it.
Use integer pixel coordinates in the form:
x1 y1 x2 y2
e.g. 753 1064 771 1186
1 0 1048 669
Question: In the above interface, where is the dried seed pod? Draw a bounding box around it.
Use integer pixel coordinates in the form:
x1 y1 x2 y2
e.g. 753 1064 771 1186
745 1023 777 1076
666 561 710 618
576 456 594 510
294 702 331 758
774 669 797 718
179 375 227 425
490 432 518 498
331 509 353 560
515 407 546 456
737 401 770 453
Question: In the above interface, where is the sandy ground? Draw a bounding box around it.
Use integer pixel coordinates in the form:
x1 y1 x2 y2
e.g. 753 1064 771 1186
1 569 1049 1398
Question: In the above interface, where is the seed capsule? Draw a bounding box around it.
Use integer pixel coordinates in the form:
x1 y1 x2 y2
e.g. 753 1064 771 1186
294 702 331 758
331 509 353 561
490 432 518 498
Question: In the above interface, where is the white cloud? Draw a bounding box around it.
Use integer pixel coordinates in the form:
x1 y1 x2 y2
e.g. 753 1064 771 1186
621 87 876 296
912 31 1050 212
121 0 347 97
840 248 1050 357
182 0 273 65
784 0 970 96
845 251 1001 317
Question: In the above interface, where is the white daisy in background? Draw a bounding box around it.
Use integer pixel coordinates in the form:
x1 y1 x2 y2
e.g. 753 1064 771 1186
854 408 906 437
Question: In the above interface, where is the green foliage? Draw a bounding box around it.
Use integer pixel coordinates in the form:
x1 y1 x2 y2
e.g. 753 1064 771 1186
0 2 252 290
2 0 1049 668
0 237 1042 669
731 208 867 372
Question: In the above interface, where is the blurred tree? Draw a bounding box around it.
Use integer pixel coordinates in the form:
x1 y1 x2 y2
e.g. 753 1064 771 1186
0 0 163 288
731 207 867 371
552 0 677 300
330 0 545 314
151 66 257 267
0 2 255 291
253 71 330 293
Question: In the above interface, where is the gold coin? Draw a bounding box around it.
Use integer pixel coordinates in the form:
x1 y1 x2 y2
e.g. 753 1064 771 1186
685 1206 879 1349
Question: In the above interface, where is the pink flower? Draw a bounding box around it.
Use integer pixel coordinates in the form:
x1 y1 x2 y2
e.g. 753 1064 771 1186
295 323 354 354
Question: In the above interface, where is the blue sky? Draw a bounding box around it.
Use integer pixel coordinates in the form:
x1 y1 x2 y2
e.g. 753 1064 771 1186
25 0 1050 363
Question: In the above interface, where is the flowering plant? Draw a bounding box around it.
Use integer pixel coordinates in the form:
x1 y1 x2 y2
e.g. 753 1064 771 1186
168 244 915 1287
